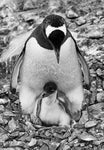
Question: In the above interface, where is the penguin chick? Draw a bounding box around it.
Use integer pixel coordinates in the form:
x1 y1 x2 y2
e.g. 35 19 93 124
0 14 90 117
38 82 71 127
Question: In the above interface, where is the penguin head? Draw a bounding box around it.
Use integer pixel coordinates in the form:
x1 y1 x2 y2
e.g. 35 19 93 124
42 15 67 63
43 81 57 97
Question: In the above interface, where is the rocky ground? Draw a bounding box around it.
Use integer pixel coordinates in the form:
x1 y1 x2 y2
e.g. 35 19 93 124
0 0 104 149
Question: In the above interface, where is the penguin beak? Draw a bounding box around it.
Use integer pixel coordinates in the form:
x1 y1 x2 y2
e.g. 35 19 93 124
46 25 66 64
54 48 60 64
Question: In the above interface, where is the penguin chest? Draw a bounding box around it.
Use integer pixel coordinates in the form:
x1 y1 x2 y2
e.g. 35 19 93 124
39 99 62 124
21 37 82 92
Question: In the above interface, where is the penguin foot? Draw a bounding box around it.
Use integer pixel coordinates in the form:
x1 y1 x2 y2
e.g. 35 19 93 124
66 85 84 119
19 86 37 114
71 110 82 122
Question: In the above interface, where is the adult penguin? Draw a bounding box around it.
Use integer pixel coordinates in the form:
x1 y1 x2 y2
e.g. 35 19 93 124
0 14 90 118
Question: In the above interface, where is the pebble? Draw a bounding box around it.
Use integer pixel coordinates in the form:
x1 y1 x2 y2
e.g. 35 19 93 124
62 144 71 150
88 103 104 119
87 30 104 39
3 110 16 117
3 84 10 92
23 0 35 10
66 9 79 19
49 142 60 150
96 10 103 17
0 115 8 125
0 98 8 105
40 144 49 150
79 111 88 124
48 0 59 10
97 92 104 102
0 29 10 35
90 69 96 77
0 0 17 10
78 132 97 141
0 105 4 113
96 68 102 76
28 138 37 147
76 17 86 26
85 120 98 128
0 133 9 143
8 118 18 132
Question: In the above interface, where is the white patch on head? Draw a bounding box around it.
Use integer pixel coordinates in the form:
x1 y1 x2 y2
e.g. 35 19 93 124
46 24 66 37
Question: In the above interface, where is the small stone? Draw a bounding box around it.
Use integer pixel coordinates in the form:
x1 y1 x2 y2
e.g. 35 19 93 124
90 69 96 77
96 10 103 16
25 121 36 131
97 92 104 102
62 144 70 150
9 140 25 147
0 29 10 35
88 103 104 119
78 132 97 141
0 115 8 124
28 138 37 147
93 138 104 145
49 142 60 150
8 118 18 131
0 133 9 143
23 0 35 10
48 0 60 11
3 110 16 117
66 9 79 19
0 115 4 124
3 83 10 90
85 120 98 128
40 144 49 150
0 98 8 105
0 105 4 112
76 17 86 26
88 30 104 39
79 111 88 124
96 68 102 76
93 18 100 24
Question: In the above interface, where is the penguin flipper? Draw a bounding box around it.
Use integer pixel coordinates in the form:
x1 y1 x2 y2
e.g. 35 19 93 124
10 51 24 93
0 30 33 62
77 49 90 89
69 31 90 88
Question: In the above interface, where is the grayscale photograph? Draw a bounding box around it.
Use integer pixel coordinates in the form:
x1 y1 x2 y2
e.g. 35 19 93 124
0 0 104 149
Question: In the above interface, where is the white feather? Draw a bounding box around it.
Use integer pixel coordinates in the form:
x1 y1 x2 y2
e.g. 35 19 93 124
0 29 34 62
46 24 66 37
